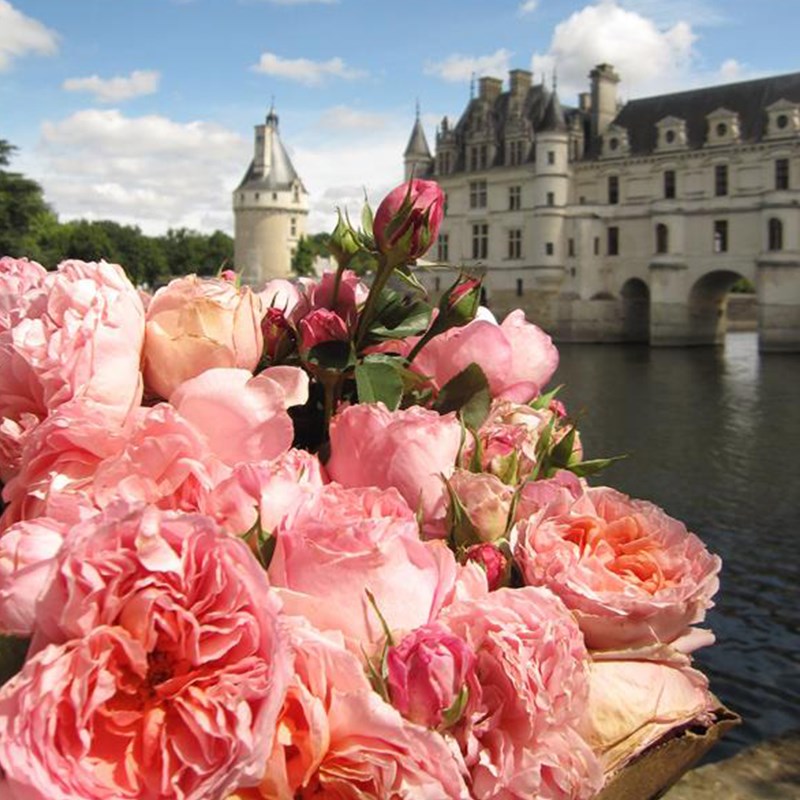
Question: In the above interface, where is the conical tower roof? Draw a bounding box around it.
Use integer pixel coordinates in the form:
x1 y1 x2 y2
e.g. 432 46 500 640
539 90 568 133
236 108 306 192
404 112 432 159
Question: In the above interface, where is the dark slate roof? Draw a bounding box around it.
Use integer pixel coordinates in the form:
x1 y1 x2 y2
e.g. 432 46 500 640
404 117 432 158
540 90 568 133
236 114 305 192
613 71 800 154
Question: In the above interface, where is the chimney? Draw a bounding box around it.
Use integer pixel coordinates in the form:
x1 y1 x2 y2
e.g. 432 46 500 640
509 69 532 97
589 63 620 141
579 92 591 112
478 76 503 103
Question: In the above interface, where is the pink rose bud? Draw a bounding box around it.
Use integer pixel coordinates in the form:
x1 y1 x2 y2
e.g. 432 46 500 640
464 543 510 590
373 179 445 262
448 469 514 544
261 306 295 362
386 623 477 729
219 269 238 283
298 308 350 354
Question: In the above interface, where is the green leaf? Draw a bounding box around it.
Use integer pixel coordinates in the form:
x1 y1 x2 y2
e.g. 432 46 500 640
355 360 405 409
530 384 563 411
568 455 627 478
434 363 491 430
440 685 470 729
306 340 354 371
361 198 375 240
549 426 578 469
0 635 29 685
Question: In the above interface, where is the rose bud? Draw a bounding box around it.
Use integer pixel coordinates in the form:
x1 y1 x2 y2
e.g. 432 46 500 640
463 542 511 591
448 469 514 544
261 306 296 363
386 623 477 729
373 179 445 262
298 308 350 355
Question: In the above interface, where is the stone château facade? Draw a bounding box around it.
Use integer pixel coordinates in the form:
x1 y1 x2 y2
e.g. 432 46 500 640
406 65 800 350
233 107 308 285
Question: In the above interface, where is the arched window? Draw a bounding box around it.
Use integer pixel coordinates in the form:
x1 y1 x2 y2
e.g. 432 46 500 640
768 217 783 251
655 223 669 254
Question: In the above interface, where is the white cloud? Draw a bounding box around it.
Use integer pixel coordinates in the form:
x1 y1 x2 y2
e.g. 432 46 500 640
425 48 513 83
0 1 58 71
62 70 161 103
530 1 697 99
251 52 366 85
518 0 538 15
316 105 389 132
34 109 248 235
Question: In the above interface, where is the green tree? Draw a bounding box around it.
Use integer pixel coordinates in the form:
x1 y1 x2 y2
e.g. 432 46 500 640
291 235 318 277
0 140 53 259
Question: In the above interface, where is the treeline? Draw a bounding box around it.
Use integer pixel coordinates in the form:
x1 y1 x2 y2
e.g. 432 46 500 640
0 139 233 288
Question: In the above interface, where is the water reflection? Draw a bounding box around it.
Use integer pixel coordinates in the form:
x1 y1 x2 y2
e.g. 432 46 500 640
554 333 800 760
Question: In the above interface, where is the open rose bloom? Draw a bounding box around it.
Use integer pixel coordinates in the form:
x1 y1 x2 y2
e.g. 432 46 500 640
0 183 732 800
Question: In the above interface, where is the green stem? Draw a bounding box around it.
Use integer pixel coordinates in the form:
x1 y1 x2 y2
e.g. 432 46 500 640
353 254 397 352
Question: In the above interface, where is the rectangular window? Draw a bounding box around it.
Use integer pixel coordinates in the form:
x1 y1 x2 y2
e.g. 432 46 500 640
472 223 488 260
508 140 525 166
469 181 487 209
608 175 619 205
714 220 728 252
546 191 555 206
508 185 521 211
664 170 676 199
290 217 297 237
434 276 441 292
438 152 451 175
715 164 728 196
507 229 522 259
470 144 488 171
568 238 575 257
547 151 555 165
593 236 600 255
516 278 523 296
545 242 554 256
607 226 619 256
437 233 449 262
776 158 790 190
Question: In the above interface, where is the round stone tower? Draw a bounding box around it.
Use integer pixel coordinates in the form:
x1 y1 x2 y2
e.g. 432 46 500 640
233 106 309 285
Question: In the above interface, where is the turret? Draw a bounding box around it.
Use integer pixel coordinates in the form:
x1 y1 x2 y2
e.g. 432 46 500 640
233 106 309 285
589 63 620 143
404 104 434 180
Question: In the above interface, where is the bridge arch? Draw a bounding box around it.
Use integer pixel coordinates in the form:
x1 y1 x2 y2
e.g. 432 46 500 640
687 269 747 345
621 278 650 342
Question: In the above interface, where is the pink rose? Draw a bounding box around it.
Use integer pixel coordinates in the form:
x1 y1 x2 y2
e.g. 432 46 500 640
268 483 458 653
374 179 445 262
260 277 309 325
170 366 308 466
387 622 478 729
514 485 722 651
581 653 717 777
412 313 558 404
298 307 350 354
0 256 48 334
0 517 67 636
143 274 264 399
462 542 510 590
0 260 144 473
240 619 469 800
448 469 514 543
310 268 369 325
207 448 327 537
11 504 292 800
441 586 602 799
514 470 585 522
327 403 462 536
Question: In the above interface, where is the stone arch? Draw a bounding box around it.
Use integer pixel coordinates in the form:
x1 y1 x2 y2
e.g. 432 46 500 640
688 269 746 344
621 278 650 342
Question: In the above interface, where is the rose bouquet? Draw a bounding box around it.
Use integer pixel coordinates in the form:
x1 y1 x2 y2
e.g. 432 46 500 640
0 179 733 800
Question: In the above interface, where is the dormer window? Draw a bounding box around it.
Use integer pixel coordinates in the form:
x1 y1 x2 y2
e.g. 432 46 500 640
655 116 687 151
765 99 800 138
601 124 629 159
706 108 740 146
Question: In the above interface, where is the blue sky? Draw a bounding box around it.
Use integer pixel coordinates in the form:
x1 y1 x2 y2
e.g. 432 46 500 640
2 0 799 236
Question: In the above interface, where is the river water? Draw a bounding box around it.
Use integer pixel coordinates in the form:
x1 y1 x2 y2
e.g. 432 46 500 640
553 332 799 761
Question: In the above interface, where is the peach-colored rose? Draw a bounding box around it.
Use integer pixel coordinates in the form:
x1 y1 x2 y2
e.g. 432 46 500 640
515 485 722 652
268 484 458 654
9 504 292 800
143 274 264 399
327 403 462 536
237 619 469 800
0 517 67 636
581 651 717 777
441 586 603 799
